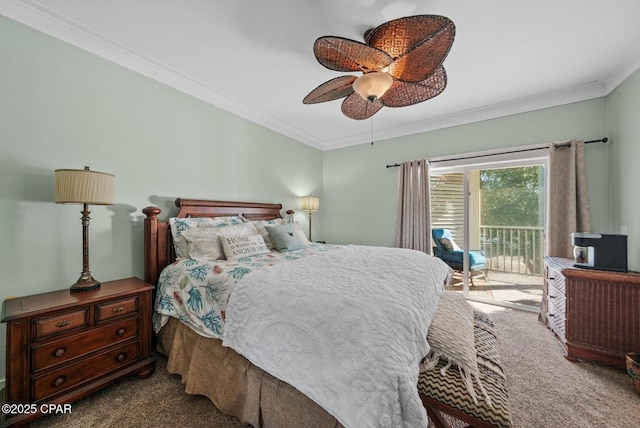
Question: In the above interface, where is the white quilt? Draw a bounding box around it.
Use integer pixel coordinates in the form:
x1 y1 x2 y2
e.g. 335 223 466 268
222 245 451 428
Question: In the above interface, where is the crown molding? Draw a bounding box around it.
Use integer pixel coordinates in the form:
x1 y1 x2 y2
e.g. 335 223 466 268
3 1 638 152
601 43 640 95
0 1 326 150
321 81 608 151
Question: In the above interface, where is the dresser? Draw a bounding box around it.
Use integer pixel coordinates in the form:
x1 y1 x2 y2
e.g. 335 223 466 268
543 257 640 368
543 257 572 345
1 277 156 427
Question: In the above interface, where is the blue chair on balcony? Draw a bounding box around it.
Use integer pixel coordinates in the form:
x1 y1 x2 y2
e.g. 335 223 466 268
432 228 488 286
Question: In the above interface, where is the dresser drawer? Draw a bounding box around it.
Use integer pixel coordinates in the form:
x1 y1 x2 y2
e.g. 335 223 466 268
32 317 138 372
2 278 155 427
547 283 566 314
32 307 90 340
31 341 139 402
547 300 566 340
95 296 138 323
546 265 565 294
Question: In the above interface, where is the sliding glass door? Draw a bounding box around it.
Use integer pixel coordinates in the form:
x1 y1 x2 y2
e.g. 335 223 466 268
430 155 547 311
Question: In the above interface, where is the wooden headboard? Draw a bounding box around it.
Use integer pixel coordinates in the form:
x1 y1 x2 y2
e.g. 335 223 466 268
142 198 290 286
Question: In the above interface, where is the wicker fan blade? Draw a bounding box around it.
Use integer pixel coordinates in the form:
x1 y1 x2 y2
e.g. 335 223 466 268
314 36 392 73
380 66 447 107
341 92 383 120
366 15 455 83
303 76 357 104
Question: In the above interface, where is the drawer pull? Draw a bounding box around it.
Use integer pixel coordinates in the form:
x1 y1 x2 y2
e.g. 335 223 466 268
115 327 126 336
52 376 66 387
115 352 127 362
55 320 70 328
548 313 555 317
549 276 556 280
549 295 556 299
112 307 124 313
53 347 66 357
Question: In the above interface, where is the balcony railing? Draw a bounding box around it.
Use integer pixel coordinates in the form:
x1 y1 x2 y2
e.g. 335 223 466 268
480 226 545 275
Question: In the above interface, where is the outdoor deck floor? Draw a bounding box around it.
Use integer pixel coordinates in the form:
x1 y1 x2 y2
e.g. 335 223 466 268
448 270 544 308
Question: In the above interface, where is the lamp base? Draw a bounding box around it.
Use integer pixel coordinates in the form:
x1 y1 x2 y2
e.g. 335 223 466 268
70 272 101 292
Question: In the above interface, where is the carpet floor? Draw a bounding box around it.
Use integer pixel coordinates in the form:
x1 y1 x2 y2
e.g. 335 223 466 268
29 306 639 427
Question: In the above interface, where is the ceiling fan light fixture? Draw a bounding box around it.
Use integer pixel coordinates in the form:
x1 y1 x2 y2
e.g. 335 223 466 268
305 15 455 118
352 72 393 102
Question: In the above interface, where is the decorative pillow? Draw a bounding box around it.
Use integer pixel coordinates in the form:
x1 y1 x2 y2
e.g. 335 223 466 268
439 237 454 251
247 218 286 249
439 237 461 252
219 234 270 260
283 214 311 245
265 224 305 252
422 291 481 402
169 217 228 259
182 223 259 260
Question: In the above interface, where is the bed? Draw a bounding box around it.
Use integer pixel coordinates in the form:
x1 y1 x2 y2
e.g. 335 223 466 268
143 198 513 428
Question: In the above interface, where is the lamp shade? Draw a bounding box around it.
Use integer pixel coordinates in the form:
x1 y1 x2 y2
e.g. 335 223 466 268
55 167 115 205
352 72 394 102
301 195 319 212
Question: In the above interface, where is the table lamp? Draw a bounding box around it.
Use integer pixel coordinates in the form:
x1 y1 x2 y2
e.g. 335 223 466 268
301 195 319 241
55 166 114 292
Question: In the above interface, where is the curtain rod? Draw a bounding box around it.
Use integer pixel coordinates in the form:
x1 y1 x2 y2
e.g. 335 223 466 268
385 137 608 168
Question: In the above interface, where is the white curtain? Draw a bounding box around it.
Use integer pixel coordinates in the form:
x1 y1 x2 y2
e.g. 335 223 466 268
395 159 432 254
539 139 592 322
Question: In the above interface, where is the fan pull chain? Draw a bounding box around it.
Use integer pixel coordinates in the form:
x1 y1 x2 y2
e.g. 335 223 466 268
370 116 374 145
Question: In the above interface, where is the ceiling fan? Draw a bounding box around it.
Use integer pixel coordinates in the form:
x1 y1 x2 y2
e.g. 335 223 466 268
303 15 455 120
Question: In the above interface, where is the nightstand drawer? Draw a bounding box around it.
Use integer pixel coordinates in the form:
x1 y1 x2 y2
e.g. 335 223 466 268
32 341 139 402
32 317 139 372
95 296 138 323
32 307 90 340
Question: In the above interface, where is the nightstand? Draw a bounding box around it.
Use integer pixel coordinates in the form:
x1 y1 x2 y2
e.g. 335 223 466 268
1 277 156 427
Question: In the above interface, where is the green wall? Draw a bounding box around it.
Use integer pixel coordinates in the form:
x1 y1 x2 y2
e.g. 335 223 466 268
606 68 640 271
0 15 323 297
0 16 322 379
2 12 639 385
322 99 610 248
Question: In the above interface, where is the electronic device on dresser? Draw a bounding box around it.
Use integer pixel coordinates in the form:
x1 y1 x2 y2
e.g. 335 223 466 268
570 232 627 272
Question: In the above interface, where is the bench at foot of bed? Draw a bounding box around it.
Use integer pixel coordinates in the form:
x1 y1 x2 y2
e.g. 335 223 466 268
419 311 513 428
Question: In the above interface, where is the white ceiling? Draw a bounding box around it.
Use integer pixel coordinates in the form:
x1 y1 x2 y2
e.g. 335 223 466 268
3 0 640 150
